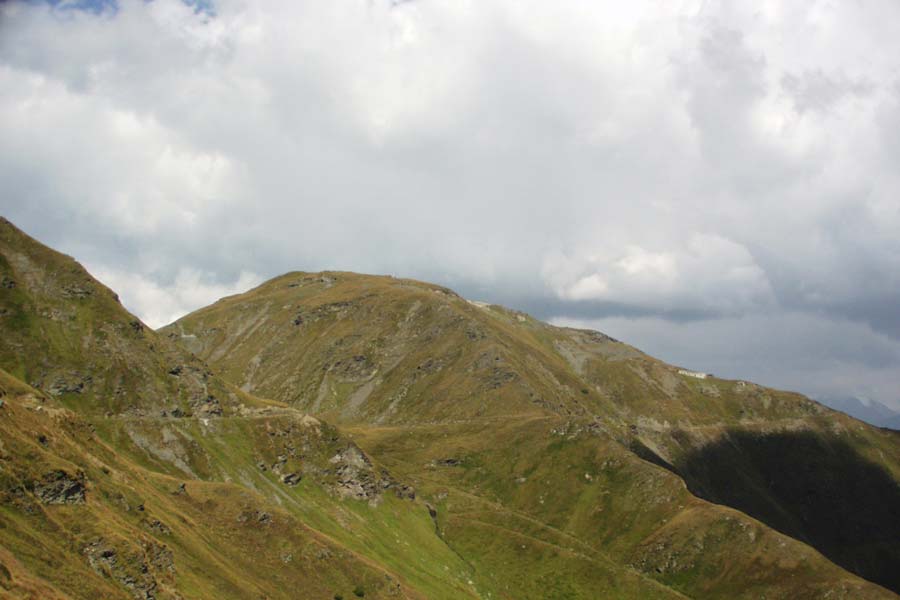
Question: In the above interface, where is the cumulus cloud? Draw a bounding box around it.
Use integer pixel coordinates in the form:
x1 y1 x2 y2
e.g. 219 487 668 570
2 0 900 407
543 233 775 315
86 264 262 329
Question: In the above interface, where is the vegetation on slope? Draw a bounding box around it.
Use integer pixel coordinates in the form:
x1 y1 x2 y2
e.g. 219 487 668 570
0 218 478 599
1 216 898 598
167 269 900 598
0 368 425 599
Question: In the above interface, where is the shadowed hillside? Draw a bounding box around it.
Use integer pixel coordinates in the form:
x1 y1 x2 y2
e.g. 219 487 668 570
676 429 900 592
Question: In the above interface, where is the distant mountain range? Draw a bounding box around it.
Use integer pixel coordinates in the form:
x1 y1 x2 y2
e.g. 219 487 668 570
820 396 900 430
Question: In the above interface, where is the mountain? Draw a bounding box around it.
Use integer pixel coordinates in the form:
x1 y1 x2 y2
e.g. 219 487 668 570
0 218 474 599
821 396 900 430
2 216 899 599
164 270 900 597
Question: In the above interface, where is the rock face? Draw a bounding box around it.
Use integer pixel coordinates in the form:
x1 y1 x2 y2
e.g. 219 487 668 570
34 470 86 505
0 217 239 419
48 374 91 396
329 445 380 501
391 482 416 500
327 445 415 502
83 537 174 600
281 472 301 486
192 395 222 417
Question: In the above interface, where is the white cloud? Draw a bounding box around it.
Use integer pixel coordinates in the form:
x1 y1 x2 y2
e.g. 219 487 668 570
543 234 774 314
2 0 900 405
86 264 262 329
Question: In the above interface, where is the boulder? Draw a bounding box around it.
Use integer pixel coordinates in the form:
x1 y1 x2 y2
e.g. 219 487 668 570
282 473 302 486
34 470 86 505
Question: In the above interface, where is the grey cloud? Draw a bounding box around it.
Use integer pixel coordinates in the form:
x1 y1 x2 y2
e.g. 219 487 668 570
554 313 900 410
781 69 873 115
2 0 900 408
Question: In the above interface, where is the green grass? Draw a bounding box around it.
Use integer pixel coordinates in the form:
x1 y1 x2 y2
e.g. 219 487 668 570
2 217 899 599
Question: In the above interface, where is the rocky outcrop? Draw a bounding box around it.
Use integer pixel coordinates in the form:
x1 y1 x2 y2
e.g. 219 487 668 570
281 473 301 486
331 354 376 381
327 445 415 502
34 470 86 505
61 283 94 299
83 537 174 600
329 445 379 500
142 519 172 536
237 509 272 526
48 373 91 396
391 481 416 500
469 351 518 389
141 538 175 575
190 395 222 417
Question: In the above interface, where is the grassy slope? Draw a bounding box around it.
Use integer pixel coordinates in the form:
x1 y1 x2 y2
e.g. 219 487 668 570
0 218 481 599
0 369 445 599
0 218 687 599
2 216 898 599
0 217 273 419
165 270 900 598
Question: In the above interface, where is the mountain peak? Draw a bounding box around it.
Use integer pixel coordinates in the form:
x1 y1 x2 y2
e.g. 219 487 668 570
0 216 241 417
2 217 900 599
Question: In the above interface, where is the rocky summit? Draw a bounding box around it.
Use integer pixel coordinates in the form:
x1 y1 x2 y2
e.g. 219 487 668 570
1 215 899 599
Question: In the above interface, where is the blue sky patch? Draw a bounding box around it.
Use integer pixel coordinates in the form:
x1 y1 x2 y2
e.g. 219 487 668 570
23 0 214 17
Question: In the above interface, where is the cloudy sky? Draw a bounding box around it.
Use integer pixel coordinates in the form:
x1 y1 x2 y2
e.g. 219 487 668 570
2 0 900 409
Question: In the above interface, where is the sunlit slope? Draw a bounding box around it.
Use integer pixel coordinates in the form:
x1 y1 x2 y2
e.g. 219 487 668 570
0 217 264 418
0 368 437 599
163 270 868 431
164 271 618 425
0 219 468 598
167 270 900 597
0 218 691 599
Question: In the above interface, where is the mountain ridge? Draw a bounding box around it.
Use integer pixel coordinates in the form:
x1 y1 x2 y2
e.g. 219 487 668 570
165 264 900 596
1 216 898 599
0 217 479 599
